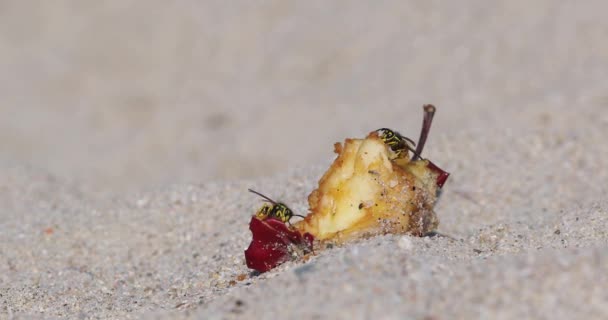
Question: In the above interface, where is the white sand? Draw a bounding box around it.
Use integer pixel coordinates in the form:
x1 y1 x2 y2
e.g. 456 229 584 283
2 1 608 319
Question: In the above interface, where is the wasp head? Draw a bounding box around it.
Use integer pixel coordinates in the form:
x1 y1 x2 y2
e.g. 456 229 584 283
255 203 273 220
376 128 416 159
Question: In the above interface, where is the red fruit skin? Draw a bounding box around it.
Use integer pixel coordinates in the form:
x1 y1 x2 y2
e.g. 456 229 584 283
244 217 314 272
426 160 450 188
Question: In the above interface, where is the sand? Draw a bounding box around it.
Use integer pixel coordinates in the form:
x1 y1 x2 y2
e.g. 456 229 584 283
1 1 608 319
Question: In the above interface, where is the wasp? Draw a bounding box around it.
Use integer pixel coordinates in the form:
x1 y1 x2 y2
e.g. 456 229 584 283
375 128 417 159
248 189 306 225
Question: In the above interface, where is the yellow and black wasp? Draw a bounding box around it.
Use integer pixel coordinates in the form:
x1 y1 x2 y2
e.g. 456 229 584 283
375 128 417 160
248 189 306 225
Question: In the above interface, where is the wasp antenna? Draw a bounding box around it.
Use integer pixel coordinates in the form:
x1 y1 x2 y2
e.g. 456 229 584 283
402 135 416 146
409 148 423 160
248 189 278 205
294 214 307 219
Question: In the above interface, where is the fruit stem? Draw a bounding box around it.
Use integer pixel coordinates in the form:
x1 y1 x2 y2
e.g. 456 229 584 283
412 104 436 161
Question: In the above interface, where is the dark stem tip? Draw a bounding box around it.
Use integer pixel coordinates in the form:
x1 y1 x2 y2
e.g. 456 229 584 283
412 104 437 160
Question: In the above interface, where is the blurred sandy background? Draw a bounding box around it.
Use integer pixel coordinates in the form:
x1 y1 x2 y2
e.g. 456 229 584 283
2 0 606 192
2 1 608 319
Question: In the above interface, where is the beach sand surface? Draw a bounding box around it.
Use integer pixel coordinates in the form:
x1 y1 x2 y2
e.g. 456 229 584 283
1 1 608 319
